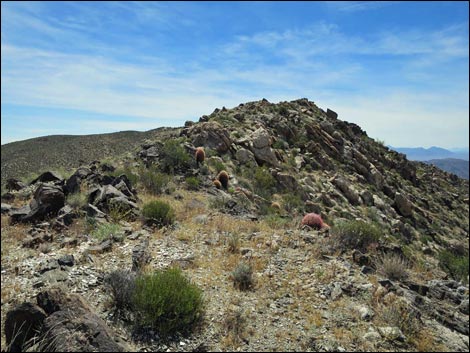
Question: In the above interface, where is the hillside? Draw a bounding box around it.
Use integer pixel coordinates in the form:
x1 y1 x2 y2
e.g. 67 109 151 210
1 98 469 352
1 127 179 190
424 158 469 179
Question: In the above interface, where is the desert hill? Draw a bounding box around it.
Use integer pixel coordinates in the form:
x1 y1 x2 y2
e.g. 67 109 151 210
1 98 468 352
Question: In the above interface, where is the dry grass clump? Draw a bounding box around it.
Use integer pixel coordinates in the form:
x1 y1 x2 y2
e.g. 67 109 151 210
374 252 410 281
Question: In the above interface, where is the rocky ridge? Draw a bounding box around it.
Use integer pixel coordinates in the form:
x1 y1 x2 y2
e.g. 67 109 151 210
1 98 468 352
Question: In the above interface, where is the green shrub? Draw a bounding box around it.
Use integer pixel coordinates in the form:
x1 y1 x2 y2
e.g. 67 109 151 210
253 167 276 199
142 200 175 227
331 220 381 252
140 166 171 195
211 160 227 174
66 192 87 210
283 193 304 212
109 166 139 187
438 250 469 284
231 262 254 291
133 268 204 336
160 139 191 174
92 223 123 242
186 176 201 190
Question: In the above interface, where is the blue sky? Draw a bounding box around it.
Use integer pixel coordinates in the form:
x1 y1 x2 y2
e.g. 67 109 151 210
1 1 469 148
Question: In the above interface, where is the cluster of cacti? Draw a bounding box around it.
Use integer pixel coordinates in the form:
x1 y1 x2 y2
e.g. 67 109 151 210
217 170 229 189
301 212 329 230
195 147 205 166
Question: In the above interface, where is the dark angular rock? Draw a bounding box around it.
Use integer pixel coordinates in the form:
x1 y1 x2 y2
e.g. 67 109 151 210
58 254 75 267
21 184 65 223
6 178 27 191
5 302 47 352
29 171 63 185
36 289 129 351
326 108 338 119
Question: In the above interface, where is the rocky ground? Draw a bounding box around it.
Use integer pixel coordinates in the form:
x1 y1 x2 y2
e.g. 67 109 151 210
1 98 469 352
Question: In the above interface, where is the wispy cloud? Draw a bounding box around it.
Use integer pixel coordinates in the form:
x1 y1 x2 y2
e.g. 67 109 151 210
1 2 468 148
326 1 399 13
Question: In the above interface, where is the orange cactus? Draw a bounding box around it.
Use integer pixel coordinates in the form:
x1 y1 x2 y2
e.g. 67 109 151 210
217 170 229 189
301 213 329 230
195 147 205 166
213 179 222 189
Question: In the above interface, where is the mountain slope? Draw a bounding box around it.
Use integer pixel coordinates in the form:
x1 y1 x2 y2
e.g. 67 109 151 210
1 98 468 352
424 158 469 179
1 127 179 188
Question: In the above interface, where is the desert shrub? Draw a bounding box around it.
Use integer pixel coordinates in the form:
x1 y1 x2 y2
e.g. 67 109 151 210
283 193 304 212
438 250 469 284
264 214 291 229
186 176 201 190
140 166 170 195
378 299 421 338
331 220 381 252
92 223 123 242
142 200 175 227
375 252 409 281
231 262 253 291
133 267 204 336
253 167 276 199
66 192 87 210
278 105 288 116
105 270 137 311
108 202 133 223
109 166 139 187
160 139 191 174
227 233 240 253
223 306 247 344
85 216 97 234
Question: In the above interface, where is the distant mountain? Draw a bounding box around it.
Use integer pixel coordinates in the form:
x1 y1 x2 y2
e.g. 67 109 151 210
390 146 469 161
424 158 469 179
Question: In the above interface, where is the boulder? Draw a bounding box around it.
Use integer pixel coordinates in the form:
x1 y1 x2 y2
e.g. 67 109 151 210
5 302 47 352
249 128 279 166
326 108 338 119
30 171 63 185
185 121 232 153
21 184 65 223
36 289 129 352
394 192 413 217
332 176 362 206
235 148 257 166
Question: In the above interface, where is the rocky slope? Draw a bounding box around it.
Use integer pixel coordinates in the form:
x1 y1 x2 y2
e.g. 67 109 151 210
1 98 468 352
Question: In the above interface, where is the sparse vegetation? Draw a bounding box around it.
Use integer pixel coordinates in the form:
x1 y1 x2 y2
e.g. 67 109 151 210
105 270 137 311
133 267 204 337
331 220 382 252
66 192 87 210
231 262 254 291
438 250 469 284
186 176 201 190
141 200 175 227
139 166 171 195
91 222 123 242
375 252 409 281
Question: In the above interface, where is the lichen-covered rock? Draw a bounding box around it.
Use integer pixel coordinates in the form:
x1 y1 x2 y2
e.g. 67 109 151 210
394 192 413 217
